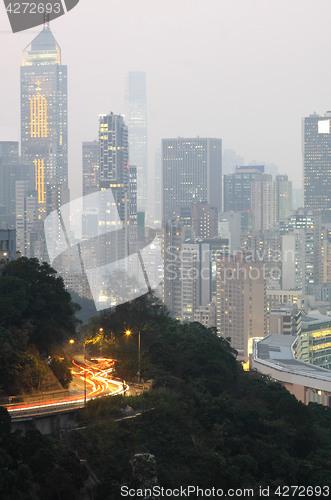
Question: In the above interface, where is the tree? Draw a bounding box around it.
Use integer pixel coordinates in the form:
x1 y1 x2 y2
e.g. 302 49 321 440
4 257 80 351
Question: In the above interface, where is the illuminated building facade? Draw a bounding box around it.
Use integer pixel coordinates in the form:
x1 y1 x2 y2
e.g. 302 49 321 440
162 138 222 222
303 112 331 218
99 112 130 262
125 72 148 213
21 23 67 217
82 141 99 197
297 312 331 370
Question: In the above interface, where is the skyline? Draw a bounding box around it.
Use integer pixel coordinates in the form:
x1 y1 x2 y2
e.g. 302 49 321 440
1 0 331 203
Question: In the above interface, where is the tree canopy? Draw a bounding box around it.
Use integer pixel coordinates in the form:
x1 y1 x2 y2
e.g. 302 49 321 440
0 258 80 395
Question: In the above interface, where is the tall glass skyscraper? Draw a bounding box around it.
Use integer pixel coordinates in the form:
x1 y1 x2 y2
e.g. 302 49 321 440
303 112 331 218
162 138 222 222
21 22 67 218
125 72 148 213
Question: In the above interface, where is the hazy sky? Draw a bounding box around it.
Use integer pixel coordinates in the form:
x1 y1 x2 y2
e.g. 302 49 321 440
1 0 331 202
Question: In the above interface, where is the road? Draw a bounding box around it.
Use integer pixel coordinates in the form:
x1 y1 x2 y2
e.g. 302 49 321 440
7 357 128 418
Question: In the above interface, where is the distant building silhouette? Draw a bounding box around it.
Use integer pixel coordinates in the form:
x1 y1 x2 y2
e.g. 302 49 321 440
125 72 148 213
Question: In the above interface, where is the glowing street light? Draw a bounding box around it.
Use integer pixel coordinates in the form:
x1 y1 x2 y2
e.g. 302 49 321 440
125 330 141 385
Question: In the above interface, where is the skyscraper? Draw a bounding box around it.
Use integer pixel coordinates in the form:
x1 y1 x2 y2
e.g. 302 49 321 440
162 138 222 221
82 141 99 196
303 112 331 217
99 112 130 262
21 22 67 217
125 72 148 213
276 174 292 221
224 167 270 231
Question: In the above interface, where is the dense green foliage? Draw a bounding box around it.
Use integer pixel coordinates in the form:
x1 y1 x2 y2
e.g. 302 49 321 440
0 407 88 499
0 258 80 394
74 294 331 498
49 359 73 389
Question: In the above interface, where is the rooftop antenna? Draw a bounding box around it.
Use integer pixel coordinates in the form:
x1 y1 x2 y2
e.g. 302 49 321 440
44 12 50 29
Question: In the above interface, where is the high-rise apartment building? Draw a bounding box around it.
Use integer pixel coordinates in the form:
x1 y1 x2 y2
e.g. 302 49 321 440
216 254 267 360
276 174 292 221
21 23 67 217
154 149 161 226
162 222 186 320
82 141 99 196
15 181 38 257
250 177 276 232
162 138 222 221
181 242 211 322
125 72 148 213
191 203 218 239
303 112 331 218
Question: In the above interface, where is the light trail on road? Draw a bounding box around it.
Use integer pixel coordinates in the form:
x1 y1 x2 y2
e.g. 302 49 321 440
7 357 128 415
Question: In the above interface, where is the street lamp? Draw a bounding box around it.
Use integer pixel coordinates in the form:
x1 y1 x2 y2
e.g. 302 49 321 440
99 328 103 357
69 338 87 407
125 330 141 385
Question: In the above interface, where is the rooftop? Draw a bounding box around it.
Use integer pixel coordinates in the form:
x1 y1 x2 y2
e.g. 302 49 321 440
253 334 331 391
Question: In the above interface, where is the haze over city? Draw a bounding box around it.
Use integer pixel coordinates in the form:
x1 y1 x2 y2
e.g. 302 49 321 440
1 0 331 202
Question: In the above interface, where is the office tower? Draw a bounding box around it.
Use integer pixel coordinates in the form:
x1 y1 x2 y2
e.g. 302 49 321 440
191 203 218 239
292 188 303 210
250 178 276 232
15 181 38 256
0 141 19 165
154 149 161 225
223 167 270 230
82 141 99 196
125 72 148 212
240 230 282 290
162 222 186 320
281 232 305 291
303 112 331 218
216 254 267 360
218 211 241 252
162 138 222 221
276 174 292 221
193 237 229 297
0 160 35 229
99 112 130 264
45 183 70 247
21 22 67 217
277 209 322 293
129 164 138 253
181 242 211 322
222 149 245 176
